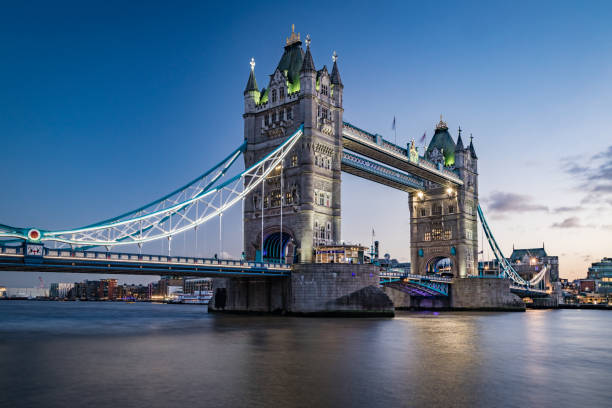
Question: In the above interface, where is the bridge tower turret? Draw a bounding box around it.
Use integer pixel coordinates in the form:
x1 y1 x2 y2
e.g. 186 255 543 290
242 26 343 263
409 119 479 278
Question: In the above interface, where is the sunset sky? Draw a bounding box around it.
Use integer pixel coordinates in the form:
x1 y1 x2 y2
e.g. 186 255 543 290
1 0 611 286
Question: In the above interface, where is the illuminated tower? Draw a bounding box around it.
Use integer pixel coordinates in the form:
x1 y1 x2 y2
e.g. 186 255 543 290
242 26 343 263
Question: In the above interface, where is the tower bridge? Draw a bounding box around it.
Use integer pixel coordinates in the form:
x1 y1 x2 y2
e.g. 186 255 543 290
0 26 552 314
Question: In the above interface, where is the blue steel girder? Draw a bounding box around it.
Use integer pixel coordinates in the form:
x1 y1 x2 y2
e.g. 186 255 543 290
381 278 449 297
342 122 463 187
341 151 425 192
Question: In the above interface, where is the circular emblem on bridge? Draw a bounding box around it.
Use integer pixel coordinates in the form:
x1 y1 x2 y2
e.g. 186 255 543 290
27 229 41 241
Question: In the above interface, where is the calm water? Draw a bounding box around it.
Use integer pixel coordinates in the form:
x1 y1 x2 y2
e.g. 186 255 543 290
0 301 611 408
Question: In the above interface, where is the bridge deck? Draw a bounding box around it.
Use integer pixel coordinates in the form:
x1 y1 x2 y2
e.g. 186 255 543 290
0 246 290 278
342 122 463 188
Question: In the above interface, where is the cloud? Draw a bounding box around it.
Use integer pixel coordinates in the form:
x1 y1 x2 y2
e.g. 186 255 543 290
552 206 581 213
486 191 548 213
591 146 612 160
551 217 583 228
563 145 612 203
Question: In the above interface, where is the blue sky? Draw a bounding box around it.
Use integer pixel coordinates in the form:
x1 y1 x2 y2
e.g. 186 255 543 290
1 0 611 286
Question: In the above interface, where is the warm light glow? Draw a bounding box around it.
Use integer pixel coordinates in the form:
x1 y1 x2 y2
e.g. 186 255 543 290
446 187 453 195
417 191 424 199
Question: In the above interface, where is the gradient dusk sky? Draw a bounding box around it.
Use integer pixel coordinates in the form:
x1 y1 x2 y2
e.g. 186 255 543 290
1 0 611 286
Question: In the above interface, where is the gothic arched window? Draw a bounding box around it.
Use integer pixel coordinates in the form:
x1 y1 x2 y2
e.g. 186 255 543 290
271 89 277 103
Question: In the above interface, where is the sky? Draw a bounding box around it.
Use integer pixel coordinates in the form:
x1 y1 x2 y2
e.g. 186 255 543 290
1 0 611 286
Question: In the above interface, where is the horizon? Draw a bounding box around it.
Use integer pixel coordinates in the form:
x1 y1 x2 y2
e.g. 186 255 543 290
1 1 611 286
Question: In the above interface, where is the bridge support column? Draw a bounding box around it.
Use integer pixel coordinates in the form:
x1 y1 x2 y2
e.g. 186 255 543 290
450 278 525 311
209 264 394 316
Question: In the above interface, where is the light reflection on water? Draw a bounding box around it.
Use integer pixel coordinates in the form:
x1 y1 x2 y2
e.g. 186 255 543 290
0 302 610 408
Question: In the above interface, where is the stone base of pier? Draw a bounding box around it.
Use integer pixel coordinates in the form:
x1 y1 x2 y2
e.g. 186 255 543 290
208 263 394 317
383 277 525 311
450 278 525 311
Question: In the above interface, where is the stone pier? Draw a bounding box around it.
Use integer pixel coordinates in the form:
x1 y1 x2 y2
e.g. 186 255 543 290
450 278 525 311
209 263 394 317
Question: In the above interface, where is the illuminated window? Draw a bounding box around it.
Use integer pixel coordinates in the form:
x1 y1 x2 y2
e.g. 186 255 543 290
271 191 281 207
291 154 298 167
444 230 452 240
424 232 431 241
263 196 269 208
285 191 293 205
432 228 442 240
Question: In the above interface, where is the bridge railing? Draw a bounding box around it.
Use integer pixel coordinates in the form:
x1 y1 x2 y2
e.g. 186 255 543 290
341 152 425 189
342 122 463 184
379 269 452 283
0 244 291 271
0 245 24 256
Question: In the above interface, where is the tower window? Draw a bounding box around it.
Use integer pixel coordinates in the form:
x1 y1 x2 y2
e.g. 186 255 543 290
432 205 442 216
265 115 270 126
321 85 329 96
287 108 293 120
279 88 285 100
291 154 298 167
420 208 427 217
448 205 455 214
273 111 278 122
271 89 277 103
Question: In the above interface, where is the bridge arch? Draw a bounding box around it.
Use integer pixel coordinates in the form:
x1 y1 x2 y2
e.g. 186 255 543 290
425 255 456 277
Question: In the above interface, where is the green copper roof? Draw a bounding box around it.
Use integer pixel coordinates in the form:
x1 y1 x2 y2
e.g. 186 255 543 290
277 41 304 89
426 125 456 166
245 69 258 93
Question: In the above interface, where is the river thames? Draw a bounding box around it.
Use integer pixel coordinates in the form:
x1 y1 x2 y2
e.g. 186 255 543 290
0 301 610 407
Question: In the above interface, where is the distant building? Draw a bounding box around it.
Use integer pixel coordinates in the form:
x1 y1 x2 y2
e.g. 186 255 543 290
587 258 612 295
97 279 117 300
509 246 559 284
314 245 369 264
158 276 184 296
579 280 596 293
5 288 48 299
49 283 74 299
478 246 559 289
184 278 212 295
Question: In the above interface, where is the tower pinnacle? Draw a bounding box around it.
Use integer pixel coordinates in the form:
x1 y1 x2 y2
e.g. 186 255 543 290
250 57 255 71
286 24 301 46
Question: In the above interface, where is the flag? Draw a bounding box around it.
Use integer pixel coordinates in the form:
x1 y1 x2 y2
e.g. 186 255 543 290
419 131 426 143
391 116 396 131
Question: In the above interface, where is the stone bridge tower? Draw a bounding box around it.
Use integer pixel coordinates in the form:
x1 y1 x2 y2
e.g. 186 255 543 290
242 26 343 263
409 118 479 277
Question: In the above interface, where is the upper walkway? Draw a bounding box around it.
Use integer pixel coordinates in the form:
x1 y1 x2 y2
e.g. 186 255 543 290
342 122 463 189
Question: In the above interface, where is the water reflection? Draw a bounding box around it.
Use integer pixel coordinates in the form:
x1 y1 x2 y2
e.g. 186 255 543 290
0 302 611 408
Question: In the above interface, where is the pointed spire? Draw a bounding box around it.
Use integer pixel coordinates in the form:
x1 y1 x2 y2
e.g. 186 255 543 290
244 57 259 93
469 133 478 159
456 126 464 150
301 34 315 73
331 51 343 86
436 114 448 130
